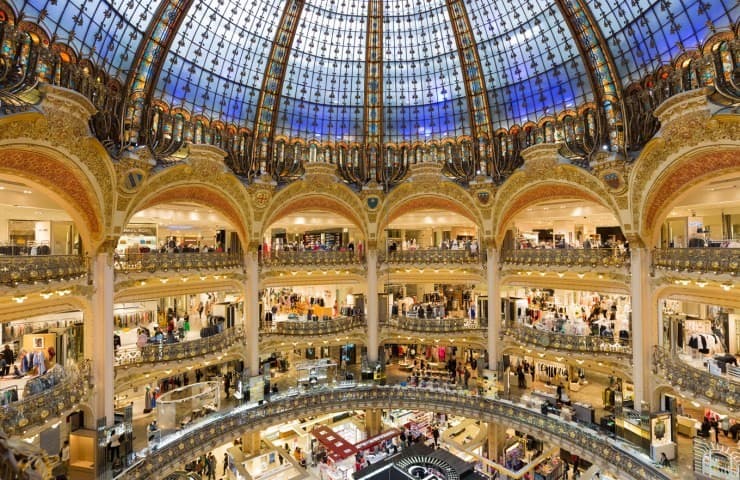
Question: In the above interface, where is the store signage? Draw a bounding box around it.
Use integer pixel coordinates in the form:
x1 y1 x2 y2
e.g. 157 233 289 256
122 223 157 236
354 428 401 451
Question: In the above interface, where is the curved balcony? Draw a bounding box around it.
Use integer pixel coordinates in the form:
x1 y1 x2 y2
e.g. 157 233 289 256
0 255 87 287
0 361 92 436
261 316 365 336
380 249 482 266
119 386 669 480
113 252 243 275
652 346 740 409
114 327 243 366
652 248 739 276
382 316 486 333
260 250 365 268
505 325 632 356
501 248 629 274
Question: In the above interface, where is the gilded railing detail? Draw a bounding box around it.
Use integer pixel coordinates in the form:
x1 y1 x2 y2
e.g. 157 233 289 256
114 328 242 366
501 249 629 271
260 251 365 268
0 360 92 436
652 346 740 408
652 248 740 276
118 386 669 480
506 325 631 355
260 316 365 336
380 249 483 266
0 255 87 286
114 253 243 274
382 317 486 333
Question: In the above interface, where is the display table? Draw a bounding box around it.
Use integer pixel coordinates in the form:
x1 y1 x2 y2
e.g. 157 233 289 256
676 415 700 437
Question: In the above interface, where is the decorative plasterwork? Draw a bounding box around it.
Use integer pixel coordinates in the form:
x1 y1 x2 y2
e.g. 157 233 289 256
260 270 367 289
258 180 369 239
114 277 245 303
500 272 631 294
375 178 483 236
651 283 740 310
121 163 253 243
629 90 740 240
379 328 486 349
259 330 367 353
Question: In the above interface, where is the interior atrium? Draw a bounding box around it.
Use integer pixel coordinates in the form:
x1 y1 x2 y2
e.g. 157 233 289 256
0 0 738 479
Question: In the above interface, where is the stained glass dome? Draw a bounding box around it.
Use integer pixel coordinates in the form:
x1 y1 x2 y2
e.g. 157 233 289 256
2 0 737 181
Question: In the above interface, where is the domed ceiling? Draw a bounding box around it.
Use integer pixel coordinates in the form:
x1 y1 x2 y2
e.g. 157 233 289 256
6 0 737 145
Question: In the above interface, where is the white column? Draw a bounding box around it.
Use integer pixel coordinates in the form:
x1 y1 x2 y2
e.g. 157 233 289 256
366 249 379 362
90 252 114 425
245 252 260 375
630 247 652 410
487 247 500 368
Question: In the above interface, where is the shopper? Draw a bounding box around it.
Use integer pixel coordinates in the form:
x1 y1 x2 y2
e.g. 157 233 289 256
59 439 70 474
224 452 229 474
2 345 14 376
431 426 440 448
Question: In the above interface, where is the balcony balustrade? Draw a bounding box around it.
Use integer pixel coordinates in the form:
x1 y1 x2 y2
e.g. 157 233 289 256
505 324 631 355
652 248 739 276
260 250 365 268
501 248 629 271
0 255 87 286
382 316 486 333
114 252 243 274
261 316 365 336
380 248 482 265
115 327 242 366
0 360 91 435
652 346 740 409
119 385 669 480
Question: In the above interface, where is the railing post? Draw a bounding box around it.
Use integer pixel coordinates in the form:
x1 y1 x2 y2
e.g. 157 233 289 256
90 249 115 428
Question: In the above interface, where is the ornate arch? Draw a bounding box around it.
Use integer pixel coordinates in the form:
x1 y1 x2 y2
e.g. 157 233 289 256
375 181 483 237
121 166 252 247
630 95 740 243
0 145 104 250
259 179 369 241
493 165 622 245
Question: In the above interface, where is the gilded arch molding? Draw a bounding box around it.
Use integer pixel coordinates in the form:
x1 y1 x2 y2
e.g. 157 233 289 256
259 181 369 241
122 165 251 246
493 171 622 245
652 284 740 311
0 145 105 249
639 146 740 245
629 91 740 242
375 180 483 238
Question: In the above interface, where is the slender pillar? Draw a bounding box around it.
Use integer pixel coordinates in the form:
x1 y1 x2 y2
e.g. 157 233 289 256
242 431 262 455
90 252 114 426
245 251 260 375
366 249 379 363
365 408 382 437
630 247 652 410
486 422 505 463
486 247 500 367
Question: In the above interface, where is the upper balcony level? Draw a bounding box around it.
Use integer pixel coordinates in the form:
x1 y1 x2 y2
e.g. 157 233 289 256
0 254 87 287
0 361 92 437
501 248 630 276
652 346 740 411
652 247 739 283
114 252 244 276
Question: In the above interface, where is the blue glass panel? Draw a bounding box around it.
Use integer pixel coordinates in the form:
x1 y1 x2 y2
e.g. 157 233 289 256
17 0 156 78
590 0 738 84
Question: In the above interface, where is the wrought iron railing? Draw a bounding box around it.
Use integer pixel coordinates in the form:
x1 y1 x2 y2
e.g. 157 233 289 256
652 248 740 276
652 346 740 409
500 248 629 270
380 249 483 265
0 360 91 436
260 250 365 268
261 316 365 336
382 316 486 333
0 254 87 286
506 325 632 355
113 252 243 274
114 328 242 366
118 385 669 480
